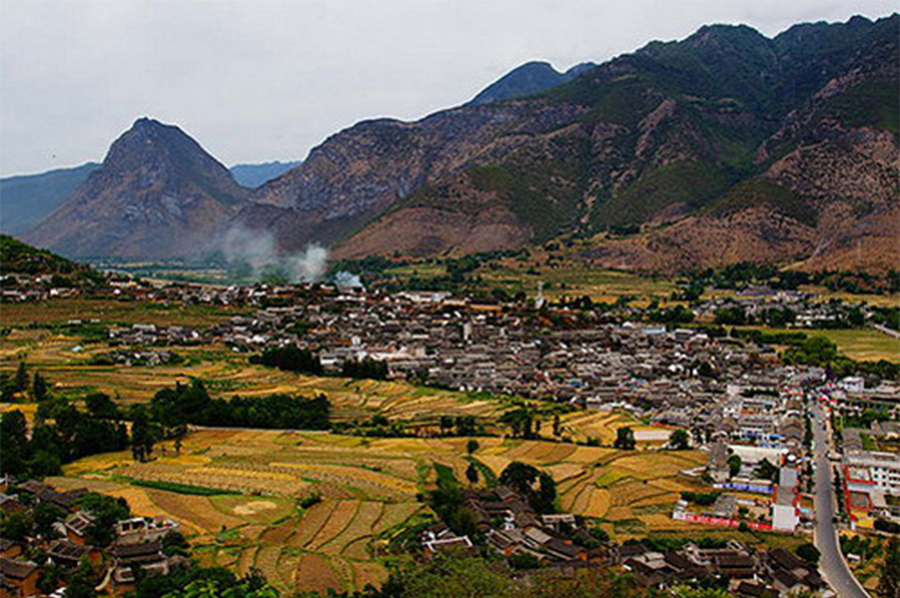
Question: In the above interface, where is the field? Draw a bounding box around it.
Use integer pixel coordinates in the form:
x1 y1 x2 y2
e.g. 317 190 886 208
559 410 672 446
747 326 900 363
0 297 248 327
0 326 506 424
51 426 711 592
382 260 675 303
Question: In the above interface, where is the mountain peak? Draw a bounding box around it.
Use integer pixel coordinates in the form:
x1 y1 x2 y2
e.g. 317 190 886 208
468 60 595 106
25 118 250 259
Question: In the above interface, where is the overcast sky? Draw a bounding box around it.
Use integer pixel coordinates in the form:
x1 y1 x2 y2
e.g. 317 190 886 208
0 0 895 176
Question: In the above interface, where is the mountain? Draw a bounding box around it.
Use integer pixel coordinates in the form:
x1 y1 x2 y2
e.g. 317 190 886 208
467 61 596 105
274 14 894 272
0 160 297 234
230 160 302 188
24 118 251 259
20 15 900 272
0 163 100 234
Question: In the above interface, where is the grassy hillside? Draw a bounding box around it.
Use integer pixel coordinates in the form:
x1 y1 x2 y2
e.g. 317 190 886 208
0 234 103 285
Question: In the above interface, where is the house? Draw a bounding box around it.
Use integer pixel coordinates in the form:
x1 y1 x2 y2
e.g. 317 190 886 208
0 541 22 561
65 512 95 546
48 540 99 570
0 558 39 598
111 540 171 588
115 517 179 545
0 495 23 516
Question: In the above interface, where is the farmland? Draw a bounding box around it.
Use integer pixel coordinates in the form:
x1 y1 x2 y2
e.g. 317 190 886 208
48 426 709 592
0 327 506 424
746 326 900 363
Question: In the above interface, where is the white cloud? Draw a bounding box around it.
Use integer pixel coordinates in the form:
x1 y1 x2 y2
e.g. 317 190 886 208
0 0 895 175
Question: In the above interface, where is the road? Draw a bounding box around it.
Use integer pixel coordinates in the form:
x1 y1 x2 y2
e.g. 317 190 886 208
811 403 870 598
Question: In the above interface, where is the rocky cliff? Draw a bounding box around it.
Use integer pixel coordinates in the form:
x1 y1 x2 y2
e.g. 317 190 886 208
25 118 250 259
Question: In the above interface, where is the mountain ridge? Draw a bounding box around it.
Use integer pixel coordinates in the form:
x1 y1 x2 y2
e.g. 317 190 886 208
20 14 899 273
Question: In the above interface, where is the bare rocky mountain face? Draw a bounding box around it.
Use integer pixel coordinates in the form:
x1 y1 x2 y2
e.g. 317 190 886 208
24 15 899 272
25 118 251 259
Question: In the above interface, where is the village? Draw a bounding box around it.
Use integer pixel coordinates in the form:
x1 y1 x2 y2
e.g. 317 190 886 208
1 274 898 598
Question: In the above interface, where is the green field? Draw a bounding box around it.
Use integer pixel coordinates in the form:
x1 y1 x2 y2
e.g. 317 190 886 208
750 327 900 363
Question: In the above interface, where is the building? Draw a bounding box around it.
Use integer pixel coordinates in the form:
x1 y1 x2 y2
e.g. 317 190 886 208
0 558 39 598
844 451 900 496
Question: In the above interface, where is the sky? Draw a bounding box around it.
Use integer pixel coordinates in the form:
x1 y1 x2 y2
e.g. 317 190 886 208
0 0 895 176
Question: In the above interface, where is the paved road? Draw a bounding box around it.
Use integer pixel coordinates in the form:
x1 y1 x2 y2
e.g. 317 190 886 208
811 403 870 598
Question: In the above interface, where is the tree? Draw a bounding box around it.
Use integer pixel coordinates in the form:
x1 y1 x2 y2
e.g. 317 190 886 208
0 409 29 476
754 458 779 482
553 414 562 437
877 537 899 598
499 408 534 439
13 361 28 394
85 392 120 420
466 439 479 455
389 555 511 598
33 372 49 402
669 429 690 450
535 472 557 514
796 543 820 565
465 463 479 487
28 450 62 478
614 427 636 450
37 562 62 595
0 511 32 542
727 454 742 478
66 558 99 598
33 502 65 539
76 492 130 547
131 406 155 462
500 462 540 495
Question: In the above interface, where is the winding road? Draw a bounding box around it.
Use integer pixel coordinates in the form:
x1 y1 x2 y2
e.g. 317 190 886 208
811 402 870 598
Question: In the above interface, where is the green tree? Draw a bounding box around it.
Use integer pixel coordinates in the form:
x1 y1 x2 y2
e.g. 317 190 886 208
614 427 636 450
796 543 820 565
0 511 32 542
499 461 540 495
85 392 120 419
37 562 62 595
669 429 690 450
0 409 29 476
13 361 28 394
877 537 899 598
465 463 479 487
76 492 130 547
28 449 62 478
754 458 779 482
33 372 49 401
390 555 511 598
466 439 479 455
131 406 155 462
33 502 65 539
66 558 98 598
727 454 742 478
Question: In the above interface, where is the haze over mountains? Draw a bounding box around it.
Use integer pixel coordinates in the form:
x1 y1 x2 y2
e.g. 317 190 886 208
13 14 900 272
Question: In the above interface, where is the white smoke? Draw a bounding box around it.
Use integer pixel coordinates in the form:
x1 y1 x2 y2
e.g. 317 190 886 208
218 225 329 283
333 270 363 288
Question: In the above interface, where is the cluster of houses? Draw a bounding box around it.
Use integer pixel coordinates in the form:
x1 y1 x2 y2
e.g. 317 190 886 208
419 486 604 564
0 480 181 598
619 541 823 596
694 287 873 329
198 294 780 411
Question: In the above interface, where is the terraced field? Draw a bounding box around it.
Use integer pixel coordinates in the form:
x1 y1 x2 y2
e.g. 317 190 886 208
50 427 708 591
